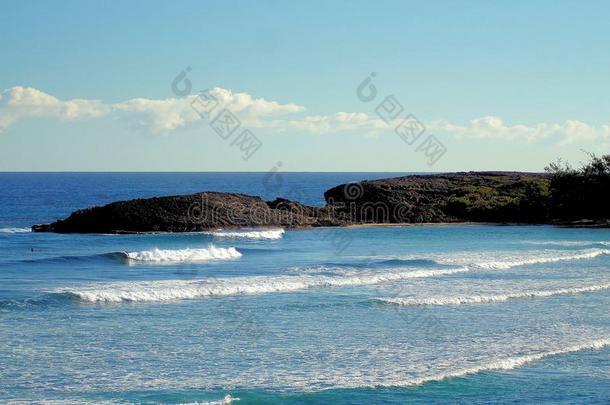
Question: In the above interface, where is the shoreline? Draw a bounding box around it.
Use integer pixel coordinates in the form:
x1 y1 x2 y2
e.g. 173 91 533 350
31 172 610 234
35 221 610 235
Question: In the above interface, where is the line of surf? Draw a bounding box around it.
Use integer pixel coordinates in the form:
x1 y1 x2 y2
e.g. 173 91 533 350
521 240 610 247
123 245 242 263
373 282 610 306
471 249 610 270
205 228 285 240
51 267 469 303
380 338 610 388
354 248 610 272
0 227 31 233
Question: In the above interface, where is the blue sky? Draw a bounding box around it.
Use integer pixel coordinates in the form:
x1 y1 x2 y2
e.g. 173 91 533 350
1 0 609 171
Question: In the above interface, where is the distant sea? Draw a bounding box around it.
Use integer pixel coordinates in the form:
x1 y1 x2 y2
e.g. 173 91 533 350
1 172 609 404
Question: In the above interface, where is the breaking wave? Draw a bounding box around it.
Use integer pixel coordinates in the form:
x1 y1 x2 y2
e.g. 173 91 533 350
0 227 31 233
123 245 242 263
374 282 610 306
206 228 285 240
355 248 610 272
472 249 610 270
52 267 469 303
384 338 610 388
522 240 610 247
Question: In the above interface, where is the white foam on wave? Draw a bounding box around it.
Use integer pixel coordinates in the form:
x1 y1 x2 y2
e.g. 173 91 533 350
374 282 610 306
472 249 610 270
0 227 31 233
354 248 610 273
53 267 469 303
522 240 610 247
179 395 239 405
207 228 285 240
124 245 242 263
391 338 610 388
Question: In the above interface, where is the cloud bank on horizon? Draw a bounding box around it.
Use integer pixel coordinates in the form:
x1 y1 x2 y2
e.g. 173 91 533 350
1 86 608 146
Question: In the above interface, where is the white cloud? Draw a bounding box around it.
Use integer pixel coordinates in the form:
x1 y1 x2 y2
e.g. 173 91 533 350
0 86 304 135
262 112 386 134
113 97 199 133
428 116 605 145
208 87 303 115
1 87 609 145
0 86 109 131
113 88 305 134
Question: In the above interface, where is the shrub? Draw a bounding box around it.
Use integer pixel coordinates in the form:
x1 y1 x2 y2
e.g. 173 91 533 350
545 153 610 220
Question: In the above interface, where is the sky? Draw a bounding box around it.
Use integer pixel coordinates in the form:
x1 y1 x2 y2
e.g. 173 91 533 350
1 0 609 172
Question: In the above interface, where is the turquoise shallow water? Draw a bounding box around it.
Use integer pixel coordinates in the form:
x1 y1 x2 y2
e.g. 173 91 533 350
1 173 609 404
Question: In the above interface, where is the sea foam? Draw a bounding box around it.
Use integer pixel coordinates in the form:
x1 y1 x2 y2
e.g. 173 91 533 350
522 240 610 247
123 245 242 263
374 282 610 306
355 248 610 272
53 267 469 303
0 227 31 233
471 249 610 270
393 338 610 388
206 228 285 240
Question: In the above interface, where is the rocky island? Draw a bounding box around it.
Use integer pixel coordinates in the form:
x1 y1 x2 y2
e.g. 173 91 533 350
32 158 610 234
32 155 610 233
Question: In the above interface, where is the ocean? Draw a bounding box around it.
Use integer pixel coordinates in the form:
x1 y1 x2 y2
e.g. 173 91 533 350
1 172 609 404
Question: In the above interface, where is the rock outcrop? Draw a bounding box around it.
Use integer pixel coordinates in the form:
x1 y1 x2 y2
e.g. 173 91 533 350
325 172 550 224
32 172 553 233
32 192 338 234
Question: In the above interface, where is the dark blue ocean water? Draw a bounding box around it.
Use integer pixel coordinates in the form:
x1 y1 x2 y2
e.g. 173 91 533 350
1 173 610 404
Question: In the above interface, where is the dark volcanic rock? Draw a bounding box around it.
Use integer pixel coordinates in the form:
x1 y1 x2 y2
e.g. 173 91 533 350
34 192 326 234
33 172 553 233
324 172 550 224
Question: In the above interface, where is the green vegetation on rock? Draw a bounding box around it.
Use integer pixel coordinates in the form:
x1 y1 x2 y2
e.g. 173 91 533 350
444 176 550 223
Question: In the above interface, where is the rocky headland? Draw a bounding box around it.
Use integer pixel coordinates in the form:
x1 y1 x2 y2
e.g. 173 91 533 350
33 171 601 234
